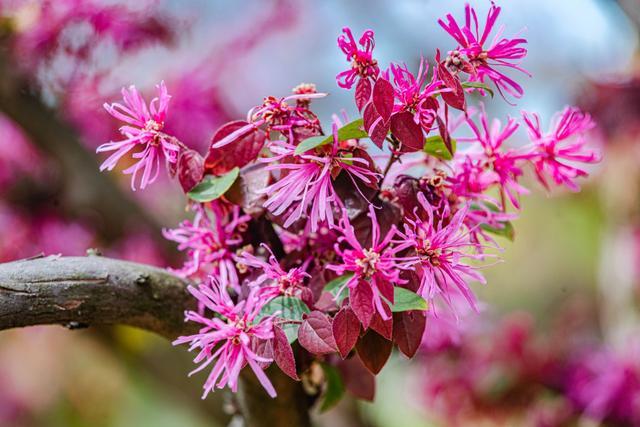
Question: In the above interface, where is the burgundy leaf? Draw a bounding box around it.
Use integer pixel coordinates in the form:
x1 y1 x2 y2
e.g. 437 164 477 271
205 120 266 174
363 101 376 132
355 78 372 111
350 280 374 329
372 78 395 123
370 119 390 150
437 115 454 156
420 97 439 131
333 307 360 359
393 175 420 215
252 336 273 370
352 200 400 246
356 329 393 375
333 172 378 223
225 164 270 216
369 311 393 340
177 149 204 192
352 148 379 189
438 63 466 111
298 311 337 355
377 280 394 306
390 111 424 152
362 102 387 149
273 325 299 380
392 310 426 358
337 355 376 401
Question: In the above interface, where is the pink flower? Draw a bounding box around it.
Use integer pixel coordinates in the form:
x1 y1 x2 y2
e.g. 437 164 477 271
522 107 600 191
163 203 250 290
569 345 640 425
174 279 276 398
97 81 179 190
336 27 380 89
388 60 444 130
260 123 379 231
460 110 532 209
327 206 413 323
438 2 529 98
238 244 311 302
211 92 326 149
395 193 486 314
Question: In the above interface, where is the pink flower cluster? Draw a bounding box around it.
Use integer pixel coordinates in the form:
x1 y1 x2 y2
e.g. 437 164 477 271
98 3 600 402
417 312 640 427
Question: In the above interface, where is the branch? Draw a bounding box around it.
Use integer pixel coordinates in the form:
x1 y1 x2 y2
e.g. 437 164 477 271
0 255 313 427
0 255 194 339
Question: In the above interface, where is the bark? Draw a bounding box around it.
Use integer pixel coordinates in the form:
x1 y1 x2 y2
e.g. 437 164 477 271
238 366 312 427
0 255 312 427
0 255 194 338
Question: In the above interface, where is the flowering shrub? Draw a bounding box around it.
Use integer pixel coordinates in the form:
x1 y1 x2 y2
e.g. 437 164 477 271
97 2 599 407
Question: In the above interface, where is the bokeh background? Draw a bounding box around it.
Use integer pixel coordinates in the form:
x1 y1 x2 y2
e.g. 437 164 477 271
0 0 638 426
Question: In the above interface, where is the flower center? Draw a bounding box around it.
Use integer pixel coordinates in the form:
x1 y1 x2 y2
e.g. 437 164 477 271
230 319 249 345
355 249 381 277
259 97 290 126
145 119 162 132
416 239 442 266
351 55 378 77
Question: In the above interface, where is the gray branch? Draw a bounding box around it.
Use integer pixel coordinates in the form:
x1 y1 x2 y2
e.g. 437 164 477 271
0 255 312 427
0 255 194 338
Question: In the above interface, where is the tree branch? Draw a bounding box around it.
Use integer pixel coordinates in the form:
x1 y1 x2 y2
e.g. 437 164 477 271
0 255 194 339
0 255 313 427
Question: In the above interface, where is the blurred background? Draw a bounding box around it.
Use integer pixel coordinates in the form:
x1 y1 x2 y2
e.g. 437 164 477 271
0 0 638 426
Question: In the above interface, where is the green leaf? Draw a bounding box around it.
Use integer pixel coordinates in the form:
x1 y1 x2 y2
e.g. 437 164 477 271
258 296 310 343
294 135 330 155
391 287 428 312
187 168 239 202
471 202 516 241
294 119 368 155
320 363 345 412
323 273 354 305
461 81 495 98
336 118 368 140
480 221 515 241
424 135 457 160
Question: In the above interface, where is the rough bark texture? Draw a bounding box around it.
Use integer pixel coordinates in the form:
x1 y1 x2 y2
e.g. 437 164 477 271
0 255 312 427
238 366 312 427
0 255 194 338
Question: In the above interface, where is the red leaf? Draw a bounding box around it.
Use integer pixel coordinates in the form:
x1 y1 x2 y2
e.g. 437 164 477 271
252 337 273 370
350 280 374 329
355 78 372 111
437 115 454 156
356 329 392 374
177 149 204 192
377 280 394 306
298 311 337 355
337 355 376 401
362 102 387 149
390 111 424 152
273 325 299 380
392 310 426 358
393 176 420 215
420 97 439 131
224 164 270 216
372 78 395 123
369 311 393 340
333 307 360 359
438 64 466 111
205 120 266 174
